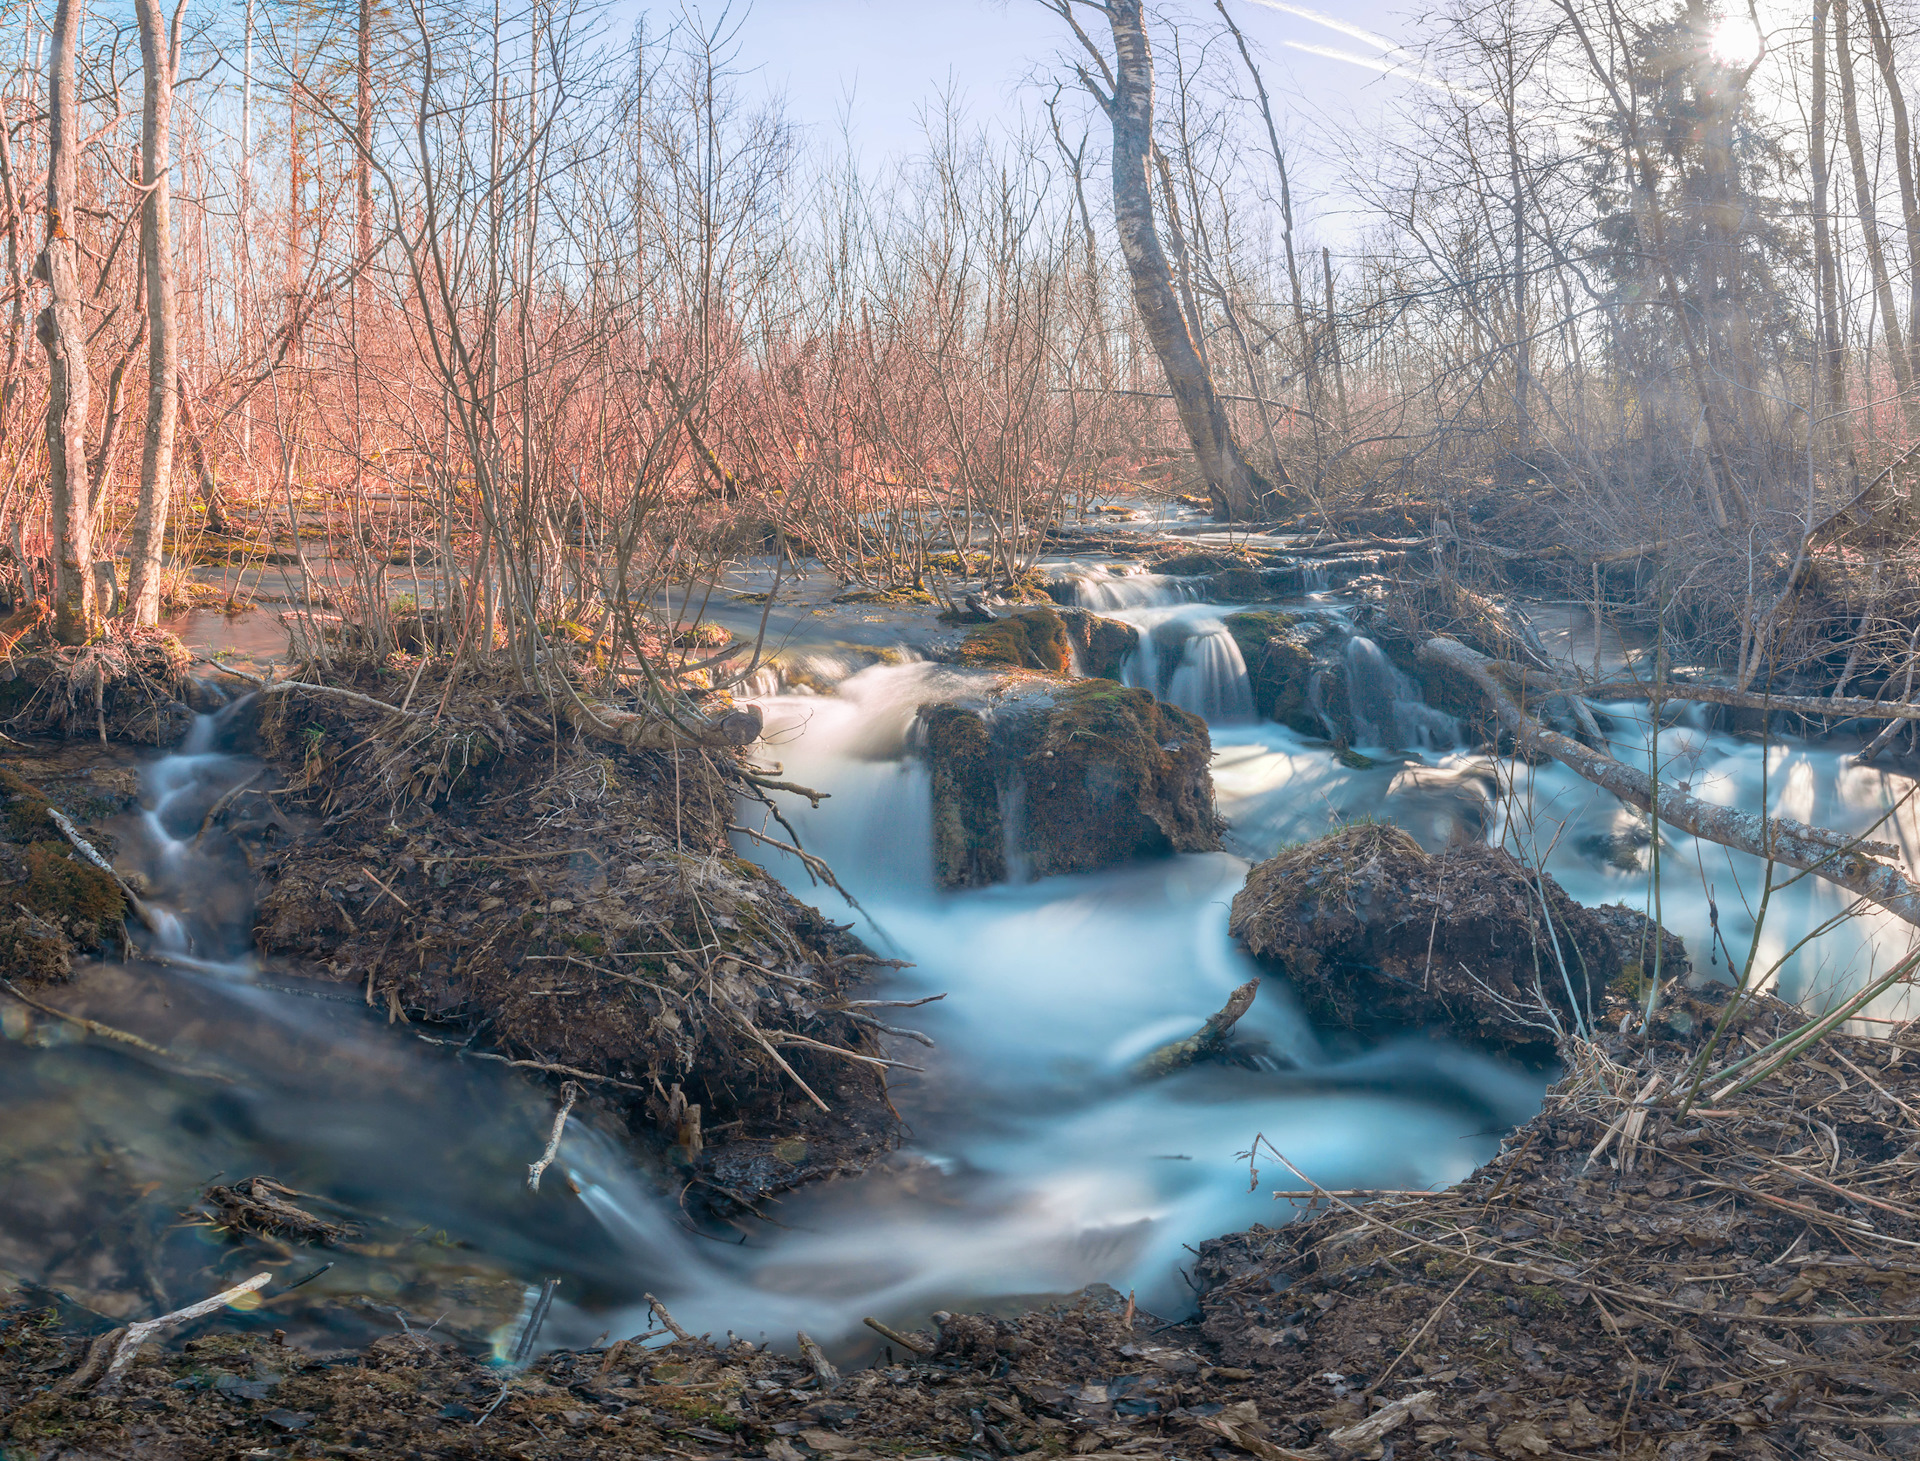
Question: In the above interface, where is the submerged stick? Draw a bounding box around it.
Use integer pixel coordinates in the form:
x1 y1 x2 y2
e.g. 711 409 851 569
526 1081 580 1192
1133 978 1260 1078
93 1272 273 1391
1 977 172 1057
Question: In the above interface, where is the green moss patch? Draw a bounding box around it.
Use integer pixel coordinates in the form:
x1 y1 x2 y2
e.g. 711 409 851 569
955 609 1074 675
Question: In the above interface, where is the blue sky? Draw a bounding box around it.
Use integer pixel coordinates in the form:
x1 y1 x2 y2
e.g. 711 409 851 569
714 0 1428 163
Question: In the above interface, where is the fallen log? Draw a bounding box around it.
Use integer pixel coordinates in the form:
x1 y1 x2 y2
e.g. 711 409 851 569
1582 677 1920 725
1421 637 1920 930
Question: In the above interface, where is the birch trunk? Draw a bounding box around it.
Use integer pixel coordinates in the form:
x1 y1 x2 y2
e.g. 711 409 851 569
127 0 180 625
40 0 95 643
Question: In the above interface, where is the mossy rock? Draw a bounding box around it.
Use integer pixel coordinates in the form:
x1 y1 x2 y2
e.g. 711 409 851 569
0 764 125 979
923 704 1006 889
920 679 1221 886
1023 682 1221 877
1229 823 1618 1052
1224 612 1314 729
956 609 1075 676
1055 607 1140 681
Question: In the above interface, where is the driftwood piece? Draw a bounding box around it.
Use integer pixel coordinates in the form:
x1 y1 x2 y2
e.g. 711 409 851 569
1422 637 1920 929
1133 978 1259 1077
90 1272 274 1391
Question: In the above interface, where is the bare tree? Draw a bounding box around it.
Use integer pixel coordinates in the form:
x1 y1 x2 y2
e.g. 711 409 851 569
39 0 95 643
127 0 183 625
1043 0 1284 521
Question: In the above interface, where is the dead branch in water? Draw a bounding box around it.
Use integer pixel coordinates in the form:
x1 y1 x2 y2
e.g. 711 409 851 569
526 1080 580 1192
1422 636 1920 927
1133 978 1260 1077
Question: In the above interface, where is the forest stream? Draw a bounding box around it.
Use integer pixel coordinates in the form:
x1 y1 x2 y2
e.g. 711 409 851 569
6 571 1916 1369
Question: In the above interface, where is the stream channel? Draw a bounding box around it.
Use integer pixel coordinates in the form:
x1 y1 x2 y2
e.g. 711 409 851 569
5 558 1918 1364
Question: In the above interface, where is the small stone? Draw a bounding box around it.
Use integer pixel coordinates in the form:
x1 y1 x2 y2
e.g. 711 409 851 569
262 1409 313 1431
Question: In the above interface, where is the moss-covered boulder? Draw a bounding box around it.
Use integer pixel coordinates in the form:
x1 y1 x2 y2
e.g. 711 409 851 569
1055 607 1140 680
955 608 1075 675
923 703 1006 888
1027 682 1221 876
1228 823 1617 1052
0 763 127 980
921 680 1221 887
1224 612 1313 729
953 606 1140 683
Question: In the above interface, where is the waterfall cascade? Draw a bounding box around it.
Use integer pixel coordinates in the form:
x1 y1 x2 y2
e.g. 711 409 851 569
1343 636 1459 751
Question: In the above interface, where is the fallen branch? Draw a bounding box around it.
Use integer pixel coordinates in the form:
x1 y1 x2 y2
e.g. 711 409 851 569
644 1293 695 1343
46 808 156 931
1583 677 1920 725
526 1081 580 1192
91 1272 274 1391
862 1315 935 1355
1421 637 1920 928
1133 978 1259 1077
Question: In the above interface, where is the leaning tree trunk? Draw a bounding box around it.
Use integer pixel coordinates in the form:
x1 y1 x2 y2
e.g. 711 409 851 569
1085 0 1284 522
126 0 179 625
40 0 95 644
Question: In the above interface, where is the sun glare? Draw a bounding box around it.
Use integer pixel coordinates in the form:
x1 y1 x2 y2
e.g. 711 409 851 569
1711 14 1764 66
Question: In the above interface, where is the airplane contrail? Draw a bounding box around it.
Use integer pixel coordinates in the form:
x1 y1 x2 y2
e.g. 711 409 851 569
1280 41 1493 104
1242 0 1421 65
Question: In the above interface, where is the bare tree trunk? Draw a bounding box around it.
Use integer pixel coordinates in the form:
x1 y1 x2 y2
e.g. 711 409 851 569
356 0 373 260
1048 0 1284 521
1859 0 1920 395
127 0 181 625
1833 0 1918 427
1812 0 1854 460
40 0 96 643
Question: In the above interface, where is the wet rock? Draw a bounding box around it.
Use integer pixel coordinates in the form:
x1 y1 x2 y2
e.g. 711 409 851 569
921 680 1222 888
1228 823 1617 1051
923 703 1005 888
1223 612 1314 730
1054 606 1139 681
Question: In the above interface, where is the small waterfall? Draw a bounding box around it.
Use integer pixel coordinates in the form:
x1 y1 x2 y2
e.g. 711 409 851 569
1066 567 1201 611
1122 610 1254 722
1343 636 1458 751
134 698 260 970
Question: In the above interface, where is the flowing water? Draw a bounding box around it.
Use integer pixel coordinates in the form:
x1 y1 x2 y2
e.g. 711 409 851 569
6 582 1918 1362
